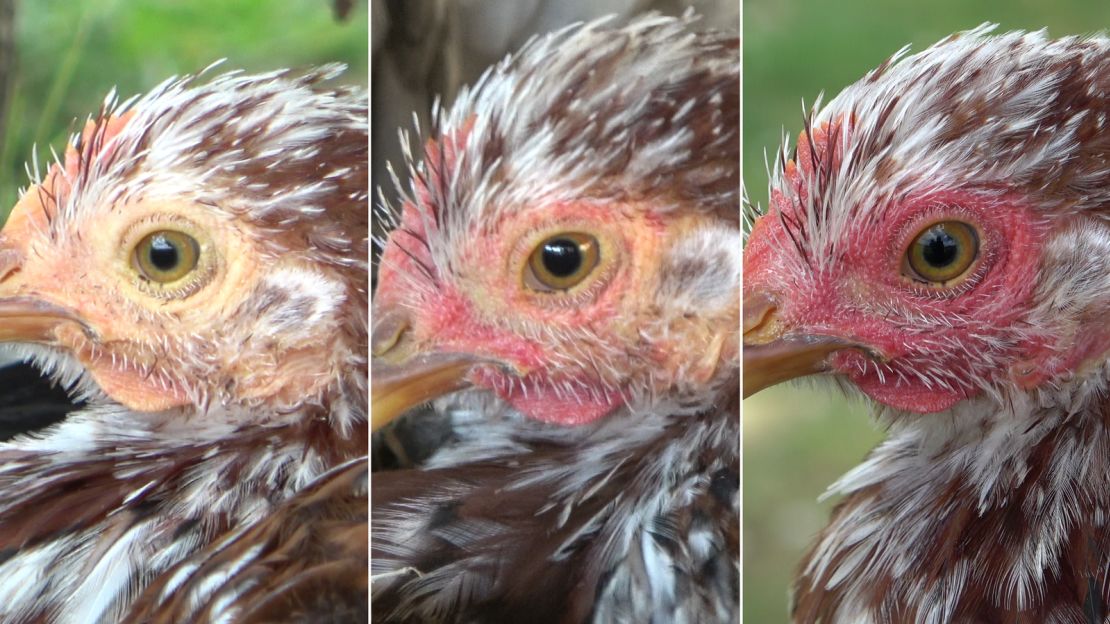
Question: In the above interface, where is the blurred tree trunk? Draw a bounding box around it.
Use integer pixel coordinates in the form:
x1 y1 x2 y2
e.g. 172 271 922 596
334 0 355 21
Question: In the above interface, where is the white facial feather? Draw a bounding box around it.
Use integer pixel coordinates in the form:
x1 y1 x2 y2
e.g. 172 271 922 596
766 26 1107 264
380 12 738 286
53 66 364 236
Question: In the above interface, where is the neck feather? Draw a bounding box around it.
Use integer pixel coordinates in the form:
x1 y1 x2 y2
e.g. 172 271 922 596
0 401 363 623
794 386 1110 623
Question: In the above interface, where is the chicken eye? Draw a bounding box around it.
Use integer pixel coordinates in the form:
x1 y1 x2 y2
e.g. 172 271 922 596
133 230 200 283
526 232 600 292
905 221 978 284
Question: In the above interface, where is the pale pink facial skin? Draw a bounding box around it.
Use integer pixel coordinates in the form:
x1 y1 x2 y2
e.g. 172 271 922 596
374 119 738 427
744 122 1063 414
374 19 741 427
376 215 609 425
374 136 732 425
375 198 678 425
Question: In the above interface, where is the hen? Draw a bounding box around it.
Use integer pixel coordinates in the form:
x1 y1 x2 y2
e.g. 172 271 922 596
745 26 1110 623
372 14 739 622
0 66 367 621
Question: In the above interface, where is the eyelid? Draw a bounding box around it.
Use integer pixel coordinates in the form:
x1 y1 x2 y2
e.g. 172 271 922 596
119 215 207 251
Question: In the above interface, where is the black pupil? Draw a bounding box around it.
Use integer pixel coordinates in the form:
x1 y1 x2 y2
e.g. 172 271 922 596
541 239 582 278
920 227 959 268
148 235 180 272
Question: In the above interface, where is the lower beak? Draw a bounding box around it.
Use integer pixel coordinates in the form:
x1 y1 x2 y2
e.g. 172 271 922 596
370 353 482 432
0 297 86 343
743 335 858 397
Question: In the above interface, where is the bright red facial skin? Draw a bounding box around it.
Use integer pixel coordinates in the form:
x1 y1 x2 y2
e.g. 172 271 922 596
746 178 1049 414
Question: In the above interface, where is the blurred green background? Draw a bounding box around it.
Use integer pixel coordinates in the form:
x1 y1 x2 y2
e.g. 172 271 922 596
0 0 366 220
743 1 1110 621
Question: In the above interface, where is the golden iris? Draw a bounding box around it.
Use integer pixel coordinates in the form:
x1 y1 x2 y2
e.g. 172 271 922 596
133 230 200 283
905 221 978 284
526 232 600 292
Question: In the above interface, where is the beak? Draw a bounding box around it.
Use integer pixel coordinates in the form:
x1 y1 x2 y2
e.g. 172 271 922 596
743 291 865 398
370 307 487 432
0 198 93 347
0 296 87 344
371 352 482 431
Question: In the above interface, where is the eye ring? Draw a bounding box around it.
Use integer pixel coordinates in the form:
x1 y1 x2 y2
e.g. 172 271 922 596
524 232 600 292
903 220 979 285
132 230 200 284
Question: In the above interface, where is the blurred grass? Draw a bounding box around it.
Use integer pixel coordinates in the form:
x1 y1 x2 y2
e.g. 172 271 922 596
0 0 367 220
743 1 1110 621
743 385 880 621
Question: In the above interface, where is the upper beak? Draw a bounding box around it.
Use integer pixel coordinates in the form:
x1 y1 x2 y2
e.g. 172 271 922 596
0 297 87 344
0 241 88 345
743 291 865 398
0 196 93 347
370 308 484 432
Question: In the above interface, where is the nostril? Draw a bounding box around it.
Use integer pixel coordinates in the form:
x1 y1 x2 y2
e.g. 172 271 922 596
0 248 22 284
743 291 782 344
371 309 410 357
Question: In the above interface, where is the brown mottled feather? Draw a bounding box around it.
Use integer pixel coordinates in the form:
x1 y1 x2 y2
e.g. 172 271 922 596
372 393 739 623
125 458 368 623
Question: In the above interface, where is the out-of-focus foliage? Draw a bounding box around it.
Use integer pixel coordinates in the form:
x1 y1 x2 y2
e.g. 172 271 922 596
744 1 1110 621
0 0 367 217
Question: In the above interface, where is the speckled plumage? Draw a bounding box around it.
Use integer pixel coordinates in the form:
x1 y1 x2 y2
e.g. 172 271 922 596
746 26 1110 623
372 13 739 623
0 67 367 622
